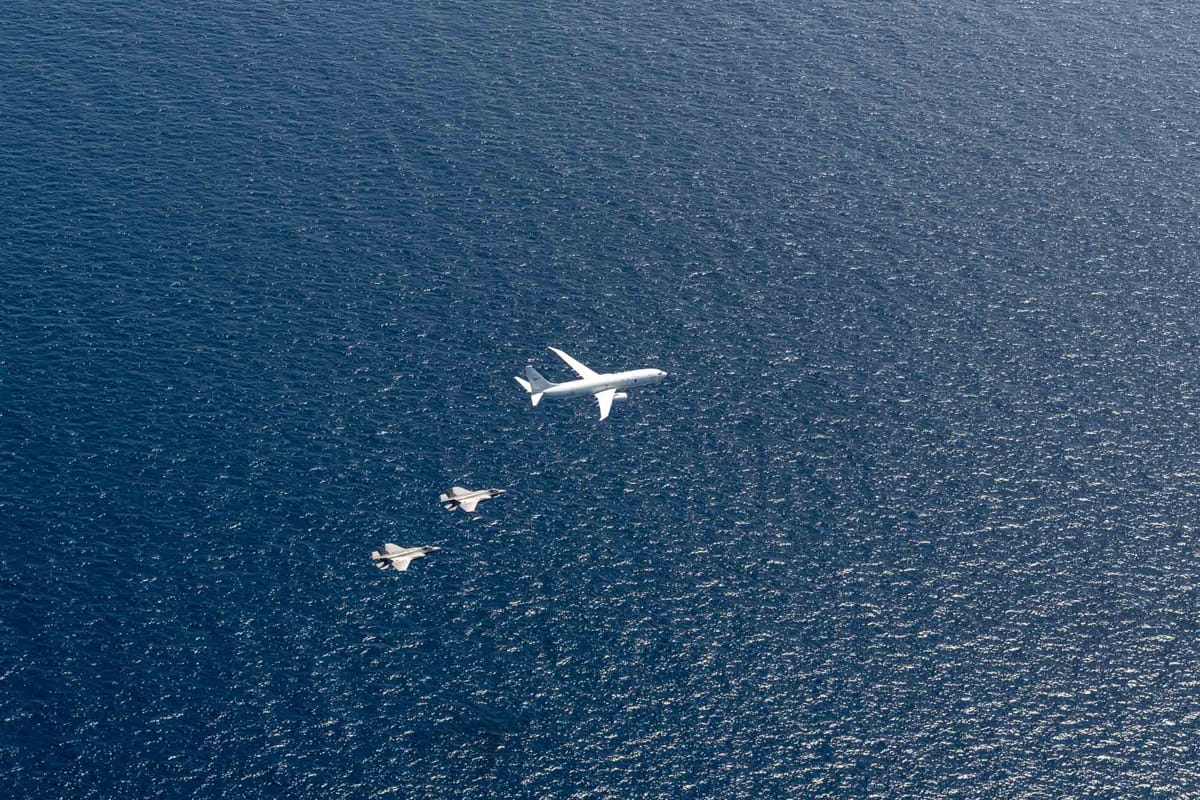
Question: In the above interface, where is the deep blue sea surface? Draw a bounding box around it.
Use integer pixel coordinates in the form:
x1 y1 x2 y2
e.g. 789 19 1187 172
4 1 1200 797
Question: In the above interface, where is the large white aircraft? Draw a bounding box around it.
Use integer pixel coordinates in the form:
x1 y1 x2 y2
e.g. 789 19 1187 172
371 544 439 572
514 347 666 420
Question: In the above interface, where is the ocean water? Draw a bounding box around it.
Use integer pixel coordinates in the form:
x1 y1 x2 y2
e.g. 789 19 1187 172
4 1 1200 797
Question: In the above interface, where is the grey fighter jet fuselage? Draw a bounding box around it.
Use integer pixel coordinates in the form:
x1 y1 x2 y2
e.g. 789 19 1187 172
440 487 505 513
371 544 440 572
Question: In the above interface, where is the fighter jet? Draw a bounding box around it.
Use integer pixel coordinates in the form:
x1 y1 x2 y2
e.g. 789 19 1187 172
371 544 440 572
439 486 505 513
514 346 667 420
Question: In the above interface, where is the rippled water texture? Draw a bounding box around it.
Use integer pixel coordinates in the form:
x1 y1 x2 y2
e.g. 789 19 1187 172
4 1 1200 797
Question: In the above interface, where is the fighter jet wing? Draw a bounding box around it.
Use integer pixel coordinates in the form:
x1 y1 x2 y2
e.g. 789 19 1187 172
595 389 616 421
382 543 403 554
392 557 413 571
449 487 469 497
548 347 599 380
458 497 482 513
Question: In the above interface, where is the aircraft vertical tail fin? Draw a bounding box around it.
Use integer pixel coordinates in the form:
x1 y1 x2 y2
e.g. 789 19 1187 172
516 366 553 407
523 366 554 393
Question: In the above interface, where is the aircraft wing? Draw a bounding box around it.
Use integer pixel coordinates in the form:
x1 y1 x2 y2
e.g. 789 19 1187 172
548 347 598 380
392 557 413 571
459 497 482 513
595 389 616 421
382 543 403 555
449 487 469 497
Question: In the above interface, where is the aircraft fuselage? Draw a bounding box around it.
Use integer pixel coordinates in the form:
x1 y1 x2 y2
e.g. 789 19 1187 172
383 546 438 560
540 368 666 400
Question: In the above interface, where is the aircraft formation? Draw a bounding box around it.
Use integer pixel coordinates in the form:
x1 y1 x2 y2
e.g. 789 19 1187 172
372 347 667 572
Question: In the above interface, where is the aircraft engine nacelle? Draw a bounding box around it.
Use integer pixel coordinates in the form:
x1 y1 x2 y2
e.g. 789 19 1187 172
613 392 628 401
